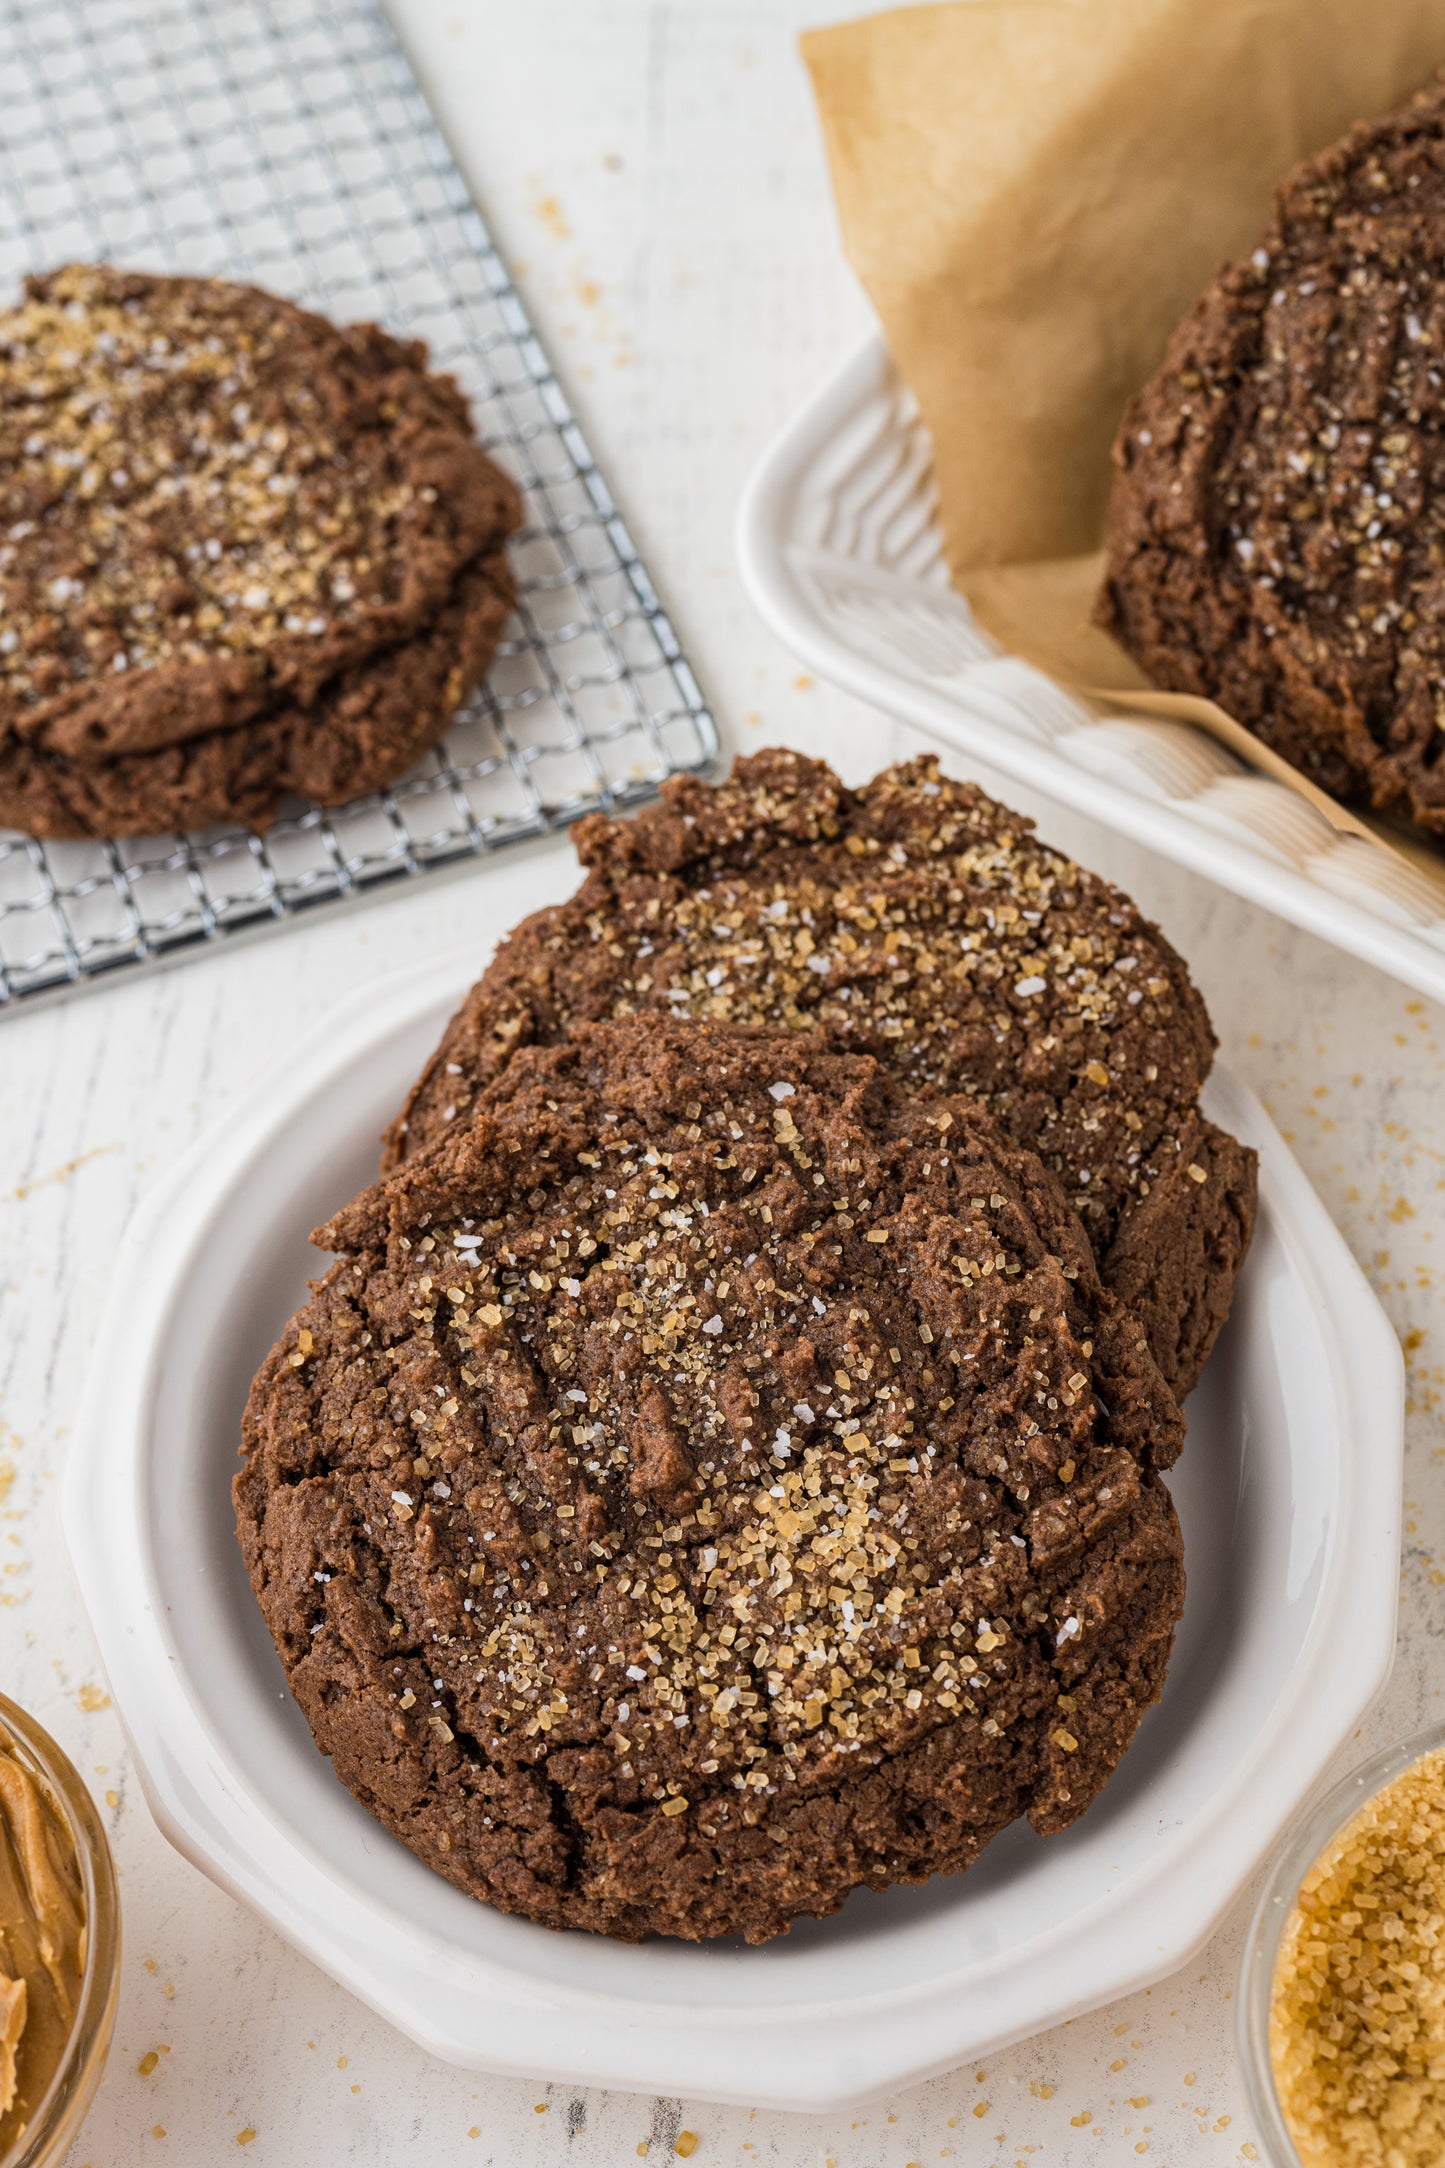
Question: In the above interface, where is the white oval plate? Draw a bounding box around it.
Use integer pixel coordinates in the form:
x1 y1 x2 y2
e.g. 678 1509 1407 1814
63 847 1402 2110
736 335 1445 1004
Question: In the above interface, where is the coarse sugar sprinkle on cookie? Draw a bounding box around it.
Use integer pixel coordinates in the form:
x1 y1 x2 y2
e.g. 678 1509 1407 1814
238 1018 1185 1943
388 749 1255 1396
0 264 514 734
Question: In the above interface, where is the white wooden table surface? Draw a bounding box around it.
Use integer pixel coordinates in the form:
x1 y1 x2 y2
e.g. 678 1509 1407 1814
4 4 1443 2162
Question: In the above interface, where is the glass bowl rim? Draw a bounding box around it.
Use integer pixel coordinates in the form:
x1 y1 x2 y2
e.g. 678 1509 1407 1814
1237 1714 1445 2168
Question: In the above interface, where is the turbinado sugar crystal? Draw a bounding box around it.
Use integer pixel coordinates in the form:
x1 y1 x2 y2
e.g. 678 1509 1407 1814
1270 1744 1445 2167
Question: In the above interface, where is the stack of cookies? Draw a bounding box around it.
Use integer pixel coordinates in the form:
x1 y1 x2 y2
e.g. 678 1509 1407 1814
0 266 520 838
237 750 1257 1944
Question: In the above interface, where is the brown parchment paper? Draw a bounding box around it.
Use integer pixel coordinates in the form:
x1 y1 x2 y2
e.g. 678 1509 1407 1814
802 0 1445 879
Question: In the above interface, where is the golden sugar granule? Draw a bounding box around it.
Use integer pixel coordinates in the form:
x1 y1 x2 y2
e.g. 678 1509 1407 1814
1271 1743 1445 2167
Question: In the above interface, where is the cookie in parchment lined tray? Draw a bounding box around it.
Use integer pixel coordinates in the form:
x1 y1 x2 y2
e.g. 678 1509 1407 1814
1097 73 1445 842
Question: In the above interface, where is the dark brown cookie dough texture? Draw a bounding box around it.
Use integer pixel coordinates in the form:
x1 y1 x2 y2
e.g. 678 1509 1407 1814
1096 73 1445 839
0 264 521 837
238 1019 1186 1944
387 750 1256 1396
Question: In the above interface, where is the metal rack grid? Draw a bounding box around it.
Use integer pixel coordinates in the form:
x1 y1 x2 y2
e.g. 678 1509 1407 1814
0 0 717 1011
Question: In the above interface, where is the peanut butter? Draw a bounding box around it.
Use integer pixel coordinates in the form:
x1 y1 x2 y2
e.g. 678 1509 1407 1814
0 1729 84 2157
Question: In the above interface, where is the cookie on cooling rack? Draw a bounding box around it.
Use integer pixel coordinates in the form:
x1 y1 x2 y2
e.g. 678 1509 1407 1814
236 1017 1186 1944
385 749 1256 1397
1096 73 1445 839
0 552 511 837
0 264 520 838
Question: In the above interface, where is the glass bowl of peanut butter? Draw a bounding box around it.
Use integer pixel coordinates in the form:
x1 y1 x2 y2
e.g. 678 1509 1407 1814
0 1694 119 2168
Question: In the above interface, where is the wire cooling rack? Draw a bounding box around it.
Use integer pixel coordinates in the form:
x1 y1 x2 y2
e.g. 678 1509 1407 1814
0 0 717 1010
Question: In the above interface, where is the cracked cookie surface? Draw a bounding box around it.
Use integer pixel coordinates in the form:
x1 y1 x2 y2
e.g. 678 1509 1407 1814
238 1018 1185 1943
387 749 1255 1396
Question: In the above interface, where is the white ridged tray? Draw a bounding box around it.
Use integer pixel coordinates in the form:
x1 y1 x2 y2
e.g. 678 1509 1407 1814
738 335 1445 1004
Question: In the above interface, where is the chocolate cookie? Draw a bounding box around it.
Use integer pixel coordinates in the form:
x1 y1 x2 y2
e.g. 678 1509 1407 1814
0 545 513 838
0 265 517 752
237 1019 1186 1943
386 750 1256 1397
1096 74 1445 837
0 264 520 836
